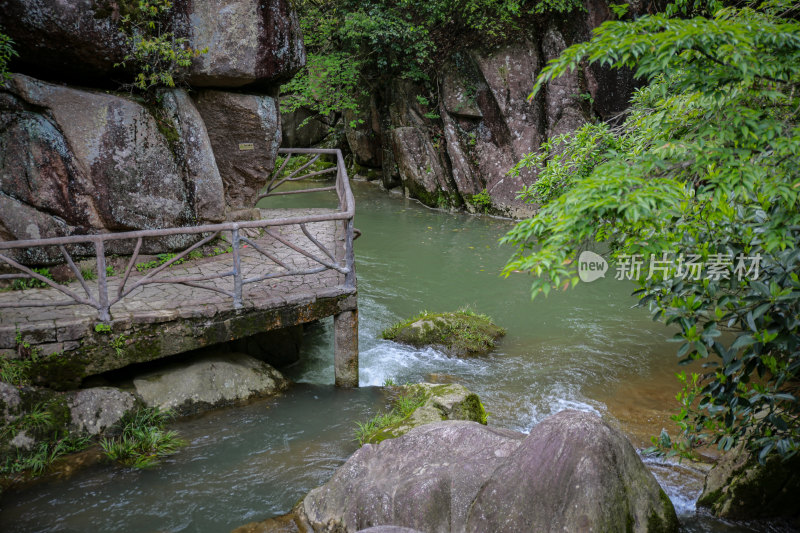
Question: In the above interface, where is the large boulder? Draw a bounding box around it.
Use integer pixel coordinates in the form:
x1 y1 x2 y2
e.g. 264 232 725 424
466 410 678 533
160 89 227 223
174 0 306 89
0 0 130 85
280 103 334 148
193 90 282 209
132 352 289 414
0 75 225 262
301 421 524 532
0 0 305 89
697 445 800 523
282 411 677 533
344 95 383 168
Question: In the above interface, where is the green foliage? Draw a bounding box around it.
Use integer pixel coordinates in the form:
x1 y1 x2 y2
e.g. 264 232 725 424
503 0 800 461
0 28 17 86
284 0 582 118
0 357 32 386
81 267 97 281
115 0 207 93
470 189 493 213
281 52 367 119
101 407 184 468
1 436 92 476
11 268 53 290
510 122 628 204
110 334 128 357
136 252 180 272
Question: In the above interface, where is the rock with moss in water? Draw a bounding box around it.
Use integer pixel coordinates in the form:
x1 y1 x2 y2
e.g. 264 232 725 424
697 444 800 523
357 383 487 445
381 309 505 357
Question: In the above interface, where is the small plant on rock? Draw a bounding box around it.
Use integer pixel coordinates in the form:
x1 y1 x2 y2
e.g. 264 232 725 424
470 189 492 214
115 0 207 94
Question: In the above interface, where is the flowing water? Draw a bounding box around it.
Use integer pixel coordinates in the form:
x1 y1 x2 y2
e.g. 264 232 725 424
0 181 782 532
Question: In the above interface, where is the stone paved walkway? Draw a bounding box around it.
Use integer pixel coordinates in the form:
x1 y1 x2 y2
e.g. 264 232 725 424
0 209 356 383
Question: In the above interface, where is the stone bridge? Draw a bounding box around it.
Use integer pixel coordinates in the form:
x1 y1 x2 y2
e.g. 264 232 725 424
0 149 358 389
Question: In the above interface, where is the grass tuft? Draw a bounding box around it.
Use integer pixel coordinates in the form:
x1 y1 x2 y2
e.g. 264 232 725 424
100 407 185 468
354 386 428 445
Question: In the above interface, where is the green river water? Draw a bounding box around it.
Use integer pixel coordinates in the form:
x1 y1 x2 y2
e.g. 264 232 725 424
0 181 785 532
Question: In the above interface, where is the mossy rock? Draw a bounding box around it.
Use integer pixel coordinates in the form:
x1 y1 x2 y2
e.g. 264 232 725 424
382 309 505 357
359 382 488 445
698 444 800 522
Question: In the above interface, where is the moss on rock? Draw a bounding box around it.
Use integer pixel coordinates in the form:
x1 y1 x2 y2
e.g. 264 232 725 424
355 382 488 445
381 308 505 357
698 445 800 521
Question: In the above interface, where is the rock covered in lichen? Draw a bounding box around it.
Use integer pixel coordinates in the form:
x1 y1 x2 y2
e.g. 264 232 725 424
382 309 505 357
68 387 138 436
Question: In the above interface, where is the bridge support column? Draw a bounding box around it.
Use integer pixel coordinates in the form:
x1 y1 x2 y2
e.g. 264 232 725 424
334 309 358 387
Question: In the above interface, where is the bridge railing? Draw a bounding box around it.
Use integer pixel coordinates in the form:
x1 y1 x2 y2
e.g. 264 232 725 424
0 148 355 323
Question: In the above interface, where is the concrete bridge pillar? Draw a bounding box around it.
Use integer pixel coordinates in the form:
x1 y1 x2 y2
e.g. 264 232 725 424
334 309 359 387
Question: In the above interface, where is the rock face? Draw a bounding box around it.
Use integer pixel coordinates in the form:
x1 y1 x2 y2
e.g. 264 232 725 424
337 3 638 216
0 74 226 262
292 411 677 533
0 0 130 85
132 352 289 413
175 0 305 88
193 90 282 209
697 445 800 522
1 0 305 90
281 104 334 148
302 421 525 532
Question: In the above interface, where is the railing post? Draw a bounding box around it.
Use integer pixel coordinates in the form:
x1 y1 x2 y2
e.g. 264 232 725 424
94 240 111 322
231 226 243 309
344 218 356 289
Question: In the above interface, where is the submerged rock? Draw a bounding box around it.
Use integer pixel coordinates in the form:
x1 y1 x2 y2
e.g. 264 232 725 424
286 410 677 533
382 309 505 357
132 352 289 414
697 445 800 523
